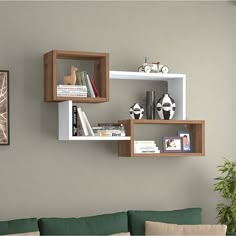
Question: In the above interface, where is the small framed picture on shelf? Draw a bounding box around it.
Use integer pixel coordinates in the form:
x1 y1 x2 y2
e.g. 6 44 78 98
178 131 192 152
163 136 182 152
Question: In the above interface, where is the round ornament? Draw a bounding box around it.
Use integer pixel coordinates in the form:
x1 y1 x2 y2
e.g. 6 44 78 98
129 103 144 119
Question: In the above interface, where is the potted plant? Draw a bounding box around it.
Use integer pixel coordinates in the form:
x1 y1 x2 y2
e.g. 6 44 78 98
214 158 236 234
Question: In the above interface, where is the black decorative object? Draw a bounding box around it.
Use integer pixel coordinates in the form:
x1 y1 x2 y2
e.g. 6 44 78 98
156 93 176 120
129 103 144 119
146 91 155 119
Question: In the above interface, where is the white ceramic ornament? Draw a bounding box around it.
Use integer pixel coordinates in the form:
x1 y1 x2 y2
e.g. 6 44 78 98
129 103 144 119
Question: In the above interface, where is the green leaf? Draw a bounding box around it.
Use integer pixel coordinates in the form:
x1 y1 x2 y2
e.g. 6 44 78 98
214 158 236 229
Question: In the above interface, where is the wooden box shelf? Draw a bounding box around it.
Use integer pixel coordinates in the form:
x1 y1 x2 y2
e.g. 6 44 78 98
44 50 109 103
117 119 205 157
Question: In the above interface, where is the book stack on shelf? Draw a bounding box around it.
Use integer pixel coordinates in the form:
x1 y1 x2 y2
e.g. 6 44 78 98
77 71 100 98
92 123 126 137
134 140 160 154
57 85 87 97
72 105 94 136
57 70 100 98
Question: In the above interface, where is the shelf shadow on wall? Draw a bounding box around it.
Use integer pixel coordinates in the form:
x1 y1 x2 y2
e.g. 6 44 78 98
23 51 58 140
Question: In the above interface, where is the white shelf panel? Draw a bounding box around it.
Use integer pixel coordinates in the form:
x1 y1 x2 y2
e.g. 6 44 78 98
65 136 131 141
110 71 185 81
110 70 186 120
58 100 130 141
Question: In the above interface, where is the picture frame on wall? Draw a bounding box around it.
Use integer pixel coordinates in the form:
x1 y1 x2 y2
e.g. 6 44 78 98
0 70 9 145
163 136 182 152
178 131 192 152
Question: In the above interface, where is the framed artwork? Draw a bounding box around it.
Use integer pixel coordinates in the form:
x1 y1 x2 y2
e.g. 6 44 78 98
0 70 9 145
163 136 182 152
178 131 192 152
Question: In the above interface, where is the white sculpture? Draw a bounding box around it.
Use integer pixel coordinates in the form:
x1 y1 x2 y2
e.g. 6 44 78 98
63 65 78 85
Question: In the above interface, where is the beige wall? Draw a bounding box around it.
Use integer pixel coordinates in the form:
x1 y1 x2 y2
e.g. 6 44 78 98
0 1 235 224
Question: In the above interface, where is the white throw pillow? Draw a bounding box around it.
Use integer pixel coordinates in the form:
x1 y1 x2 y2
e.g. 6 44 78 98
110 232 131 236
145 221 227 235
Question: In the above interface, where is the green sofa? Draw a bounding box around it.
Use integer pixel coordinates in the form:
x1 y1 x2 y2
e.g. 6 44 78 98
0 208 202 235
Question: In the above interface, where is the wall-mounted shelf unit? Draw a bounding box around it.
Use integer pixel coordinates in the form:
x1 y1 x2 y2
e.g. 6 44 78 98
118 119 205 157
44 50 109 103
110 71 186 120
45 56 204 157
58 100 131 141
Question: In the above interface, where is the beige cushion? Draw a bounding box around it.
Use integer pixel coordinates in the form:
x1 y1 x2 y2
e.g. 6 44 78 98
110 233 131 236
4 232 40 236
145 221 227 235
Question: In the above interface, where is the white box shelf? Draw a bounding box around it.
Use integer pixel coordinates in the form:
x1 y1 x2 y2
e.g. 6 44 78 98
58 100 131 141
110 71 186 120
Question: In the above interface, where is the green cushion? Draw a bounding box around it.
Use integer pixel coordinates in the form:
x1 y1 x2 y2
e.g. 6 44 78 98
38 212 128 235
128 208 202 235
0 218 38 235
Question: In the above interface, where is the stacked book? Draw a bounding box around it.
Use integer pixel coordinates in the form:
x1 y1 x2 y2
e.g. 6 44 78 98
92 123 126 137
57 70 100 98
134 140 160 154
57 85 87 97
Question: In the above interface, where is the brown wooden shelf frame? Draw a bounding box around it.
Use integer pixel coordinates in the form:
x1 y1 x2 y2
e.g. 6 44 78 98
44 50 109 103
117 119 205 157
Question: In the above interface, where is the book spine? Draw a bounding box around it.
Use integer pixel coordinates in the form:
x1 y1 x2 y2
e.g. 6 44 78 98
135 150 160 154
76 71 82 85
92 125 125 131
57 84 87 97
77 107 89 136
57 90 87 93
72 105 78 136
86 74 96 98
98 123 123 127
83 71 92 97
82 111 95 136
94 129 125 133
57 90 87 94
57 85 87 89
57 94 87 97
94 132 126 137
134 145 157 149
77 112 84 136
89 76 100 97
57 88 87 92
79 72 86 86
93 129 126 136
134 145 160 153
134 140 156 145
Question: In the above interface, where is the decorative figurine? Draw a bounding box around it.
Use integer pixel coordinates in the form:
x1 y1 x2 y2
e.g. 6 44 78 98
138 57 169 74
156 93 176 120
63 65 78 85
129 103 144 119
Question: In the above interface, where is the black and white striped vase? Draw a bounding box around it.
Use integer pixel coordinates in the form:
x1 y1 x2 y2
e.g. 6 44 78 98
129 103 144 119
156 93 176 120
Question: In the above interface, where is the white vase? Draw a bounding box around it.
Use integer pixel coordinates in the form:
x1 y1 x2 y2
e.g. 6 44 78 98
156 93 176 120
